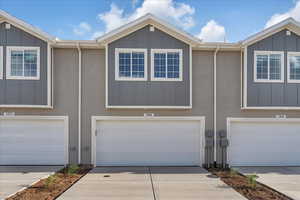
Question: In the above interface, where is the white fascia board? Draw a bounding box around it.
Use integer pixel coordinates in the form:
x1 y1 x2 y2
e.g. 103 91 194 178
96 13 201 45
241 17 300 46
0 10 55 43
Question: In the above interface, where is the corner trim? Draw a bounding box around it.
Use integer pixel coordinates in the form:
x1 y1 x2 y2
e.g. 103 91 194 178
0 46 3 80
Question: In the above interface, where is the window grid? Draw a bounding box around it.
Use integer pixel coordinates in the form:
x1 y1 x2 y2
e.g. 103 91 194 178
288 53 300 82
152 49 182 81
7 47 40 80
116 49 146 80
255 51 283 82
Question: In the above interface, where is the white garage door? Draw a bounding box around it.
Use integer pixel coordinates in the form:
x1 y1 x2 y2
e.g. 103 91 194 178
228 118 300 166
0 116 68 165
93 117 205 166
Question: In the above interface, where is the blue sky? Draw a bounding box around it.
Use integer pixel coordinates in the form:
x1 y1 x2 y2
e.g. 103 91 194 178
1 0 299 42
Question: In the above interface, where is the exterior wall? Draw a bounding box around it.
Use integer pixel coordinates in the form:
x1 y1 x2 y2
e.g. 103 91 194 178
107 25 190 107
217 51 300 166
247 29 300 107
81 49 213 164
0 23 49 105
0 48 79 164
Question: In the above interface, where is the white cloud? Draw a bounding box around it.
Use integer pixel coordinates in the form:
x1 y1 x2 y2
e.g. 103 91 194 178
73 22 92 36
98 0 195 33
197 20 226 42
91 31 104 39
265 0 300 28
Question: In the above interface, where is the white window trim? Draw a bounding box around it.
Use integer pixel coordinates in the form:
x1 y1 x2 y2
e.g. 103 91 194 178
0 46 3 79
287 52 300 83
6 46 40 80
115 48 147 81
253 50 284 83
151 49 183 81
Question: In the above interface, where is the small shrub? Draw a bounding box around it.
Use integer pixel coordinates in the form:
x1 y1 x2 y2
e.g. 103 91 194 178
65 164 80 175
230 169 238 176
44 175 56 189
246 174 259 188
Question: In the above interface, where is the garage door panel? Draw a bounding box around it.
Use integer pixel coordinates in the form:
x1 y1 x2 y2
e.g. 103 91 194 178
95 119 203 166
0 118 67 165
229 120 300 166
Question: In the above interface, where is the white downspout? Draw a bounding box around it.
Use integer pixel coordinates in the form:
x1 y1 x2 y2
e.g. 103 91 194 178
213 46 220 163
77 43 82 164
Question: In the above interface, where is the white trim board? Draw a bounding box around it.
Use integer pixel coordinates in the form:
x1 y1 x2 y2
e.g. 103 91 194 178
105 105 192 109
227 117 300 167
0 46 3 80
91 116 205 167
96 13 201 45
0 115 69 165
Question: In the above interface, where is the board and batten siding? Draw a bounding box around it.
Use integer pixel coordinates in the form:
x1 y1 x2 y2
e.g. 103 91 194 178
107 25 190 107
0 22 48 106
247 29 300 107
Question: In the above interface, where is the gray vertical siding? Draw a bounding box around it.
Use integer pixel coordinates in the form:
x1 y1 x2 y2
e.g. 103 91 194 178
81 49 213 165
216 51 300 167
0 23 48 105
108 25 190 106
0 48 79 164
247 29 300 107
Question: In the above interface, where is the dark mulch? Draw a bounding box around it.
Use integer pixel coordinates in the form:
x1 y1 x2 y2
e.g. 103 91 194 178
209 168 293 200
6 165 92 200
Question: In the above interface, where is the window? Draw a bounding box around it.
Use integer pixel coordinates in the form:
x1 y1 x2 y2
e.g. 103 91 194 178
288 52 300 83
254 51 284 83
115 48 147 81
0 46 3 79
151 49 182 81
6 46 40 80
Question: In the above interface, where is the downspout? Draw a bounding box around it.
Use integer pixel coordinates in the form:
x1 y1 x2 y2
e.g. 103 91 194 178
77 43 82 164
213 46 220 164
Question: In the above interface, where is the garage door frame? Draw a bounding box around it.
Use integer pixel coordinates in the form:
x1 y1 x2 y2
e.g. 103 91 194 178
0 115 69 165
227 117 300 167
91 116 205 167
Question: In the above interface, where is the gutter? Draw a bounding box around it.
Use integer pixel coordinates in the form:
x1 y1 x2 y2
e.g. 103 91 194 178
77 43 82 164
213 46 220 163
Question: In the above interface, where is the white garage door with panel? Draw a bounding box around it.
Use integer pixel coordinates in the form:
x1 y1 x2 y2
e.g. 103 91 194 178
92 116 205 166
0 116 68 165
228 118 300 167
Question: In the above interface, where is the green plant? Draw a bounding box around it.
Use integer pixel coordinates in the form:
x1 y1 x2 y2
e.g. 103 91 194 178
44 175 56 189
65 164 79 175
246 174 259 188
229 169 238 176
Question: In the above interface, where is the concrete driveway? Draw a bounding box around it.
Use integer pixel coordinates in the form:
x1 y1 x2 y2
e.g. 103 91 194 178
235 167 300 200
0 166 62 200
58 167 246 200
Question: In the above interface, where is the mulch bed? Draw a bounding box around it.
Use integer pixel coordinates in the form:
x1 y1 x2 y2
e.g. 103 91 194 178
6 165 92 200
209 168 293 200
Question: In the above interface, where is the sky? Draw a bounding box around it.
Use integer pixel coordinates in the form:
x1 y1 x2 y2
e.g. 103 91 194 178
1 0 299 42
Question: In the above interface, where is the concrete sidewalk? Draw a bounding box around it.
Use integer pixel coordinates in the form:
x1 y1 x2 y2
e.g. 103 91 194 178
0 166 62 200
236 167 300 200
58 167 246 200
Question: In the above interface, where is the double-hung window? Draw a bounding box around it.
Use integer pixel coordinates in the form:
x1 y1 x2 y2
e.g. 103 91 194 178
151 49 182 81
115 48 147 81
6 46 40 80
288 52 300 83
254 51 284 83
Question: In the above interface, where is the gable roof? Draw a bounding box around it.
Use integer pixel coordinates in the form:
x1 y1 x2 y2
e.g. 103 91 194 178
241 17 300 46
96 13 201 46
0 9 55 43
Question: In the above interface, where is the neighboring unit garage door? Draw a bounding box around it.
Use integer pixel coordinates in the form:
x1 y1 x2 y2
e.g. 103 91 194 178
93 117 205 166
0 116 68 165
228 118 300 166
